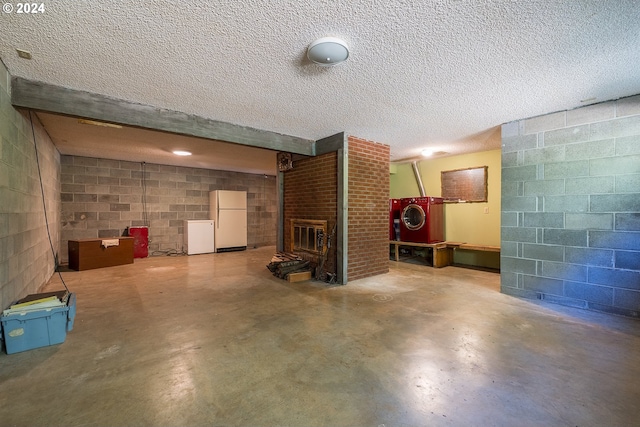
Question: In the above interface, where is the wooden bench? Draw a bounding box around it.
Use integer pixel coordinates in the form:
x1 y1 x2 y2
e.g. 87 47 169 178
452 243 501 270
389 241 500 268
389 241 456 268
457 243 500 252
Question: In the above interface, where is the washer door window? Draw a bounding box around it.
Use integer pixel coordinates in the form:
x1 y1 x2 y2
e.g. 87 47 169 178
402 204 426 230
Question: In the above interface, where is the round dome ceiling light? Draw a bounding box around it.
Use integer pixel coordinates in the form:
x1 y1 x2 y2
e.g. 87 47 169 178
307 37 349 66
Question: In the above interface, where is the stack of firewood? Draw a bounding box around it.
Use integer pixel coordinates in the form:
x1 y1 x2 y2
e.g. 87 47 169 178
267 252 311 279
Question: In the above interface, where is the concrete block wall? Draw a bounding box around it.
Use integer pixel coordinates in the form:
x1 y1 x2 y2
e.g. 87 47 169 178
61 155 276 261
283 152 338 276
501 95 640 317
0 61 61 310
347 137 390 282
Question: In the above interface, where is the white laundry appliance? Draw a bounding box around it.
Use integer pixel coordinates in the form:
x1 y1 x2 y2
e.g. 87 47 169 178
183 220 215 255
209 190 247 252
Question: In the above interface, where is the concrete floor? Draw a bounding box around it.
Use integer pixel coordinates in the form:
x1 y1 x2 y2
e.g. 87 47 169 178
1 246 639 427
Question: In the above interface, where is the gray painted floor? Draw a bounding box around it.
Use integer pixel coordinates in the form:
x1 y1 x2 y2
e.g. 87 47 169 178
1 246 639 427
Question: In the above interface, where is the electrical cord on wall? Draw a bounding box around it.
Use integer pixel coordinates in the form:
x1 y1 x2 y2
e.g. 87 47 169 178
28 110 70 293
141 161 149 227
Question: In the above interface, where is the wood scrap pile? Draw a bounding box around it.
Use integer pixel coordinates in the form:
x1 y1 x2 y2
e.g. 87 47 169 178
267 252 310 280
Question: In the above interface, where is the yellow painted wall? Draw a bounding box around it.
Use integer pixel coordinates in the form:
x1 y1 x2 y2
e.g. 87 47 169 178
390 149 501 246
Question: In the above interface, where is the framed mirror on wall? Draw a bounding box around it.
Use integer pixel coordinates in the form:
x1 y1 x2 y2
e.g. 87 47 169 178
441 166 488 203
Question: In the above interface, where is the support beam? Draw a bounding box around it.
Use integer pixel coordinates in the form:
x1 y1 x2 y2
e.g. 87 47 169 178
315 131 345 155
336 143 349 285
315 132 348 283
276 171 285 252
11 77 315 156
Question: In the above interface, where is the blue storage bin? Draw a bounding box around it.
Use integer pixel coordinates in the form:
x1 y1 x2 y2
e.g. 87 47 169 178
1 293 76 354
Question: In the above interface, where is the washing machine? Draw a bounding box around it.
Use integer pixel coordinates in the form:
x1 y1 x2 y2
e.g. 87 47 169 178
399 197 444 243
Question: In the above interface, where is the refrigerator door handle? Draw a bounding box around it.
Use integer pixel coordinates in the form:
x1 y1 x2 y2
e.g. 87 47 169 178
216 193 220 229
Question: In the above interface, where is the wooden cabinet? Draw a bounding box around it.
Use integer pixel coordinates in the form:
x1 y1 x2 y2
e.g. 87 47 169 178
68 237 134 271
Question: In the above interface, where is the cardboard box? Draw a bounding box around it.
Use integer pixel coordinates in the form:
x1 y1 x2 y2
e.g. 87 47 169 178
1 293 76 354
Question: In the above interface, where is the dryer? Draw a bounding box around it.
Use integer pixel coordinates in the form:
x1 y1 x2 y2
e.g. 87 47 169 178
389 199 402 240
399 197 444 243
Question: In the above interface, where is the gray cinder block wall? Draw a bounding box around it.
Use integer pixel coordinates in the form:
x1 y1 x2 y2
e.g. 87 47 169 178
501 95 640 317
0 61 61 310
61 156 276 262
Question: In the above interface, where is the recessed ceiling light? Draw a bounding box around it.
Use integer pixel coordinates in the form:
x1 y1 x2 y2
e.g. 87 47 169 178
78 119 122 129
172 150 192 156
421 149 434 157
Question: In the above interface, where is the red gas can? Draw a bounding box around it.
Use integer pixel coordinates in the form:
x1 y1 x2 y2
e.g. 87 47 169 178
128 226 149 258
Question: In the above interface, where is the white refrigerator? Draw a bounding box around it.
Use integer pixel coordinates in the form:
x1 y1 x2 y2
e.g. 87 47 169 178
209 190 247 252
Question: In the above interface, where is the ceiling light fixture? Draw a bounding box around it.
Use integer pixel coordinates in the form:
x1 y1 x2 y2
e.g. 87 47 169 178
421 149 434 157
307 37 349 66
78 119 122 129
172 150 192 156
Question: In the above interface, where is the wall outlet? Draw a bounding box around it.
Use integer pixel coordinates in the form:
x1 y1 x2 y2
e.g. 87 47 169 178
483 207 489 214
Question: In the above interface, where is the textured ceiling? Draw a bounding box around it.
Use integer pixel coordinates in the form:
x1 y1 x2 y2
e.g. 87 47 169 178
1 1 639 172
